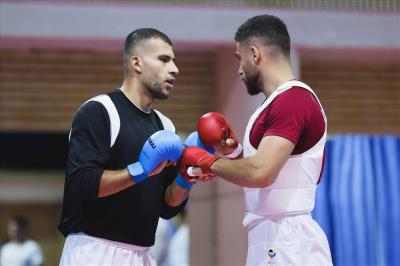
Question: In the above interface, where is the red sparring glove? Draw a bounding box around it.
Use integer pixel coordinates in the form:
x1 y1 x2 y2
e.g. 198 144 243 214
197 112 242 158
180 146 219 182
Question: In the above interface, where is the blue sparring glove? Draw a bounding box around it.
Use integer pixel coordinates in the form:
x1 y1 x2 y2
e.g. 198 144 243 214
128 130 183 183
175 131 214 189
184 131 215 153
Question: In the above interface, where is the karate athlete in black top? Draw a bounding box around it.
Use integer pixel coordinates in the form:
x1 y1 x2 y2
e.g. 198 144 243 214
58 28 190 266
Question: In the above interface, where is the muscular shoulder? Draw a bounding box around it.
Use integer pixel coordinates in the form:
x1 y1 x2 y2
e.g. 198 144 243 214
259 87 324 149
270 87 318 115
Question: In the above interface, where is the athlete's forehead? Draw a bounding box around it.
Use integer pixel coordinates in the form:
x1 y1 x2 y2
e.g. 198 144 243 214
134 38 175 58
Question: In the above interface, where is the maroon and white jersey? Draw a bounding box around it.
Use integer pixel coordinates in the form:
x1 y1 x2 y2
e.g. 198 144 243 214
243 80 327 227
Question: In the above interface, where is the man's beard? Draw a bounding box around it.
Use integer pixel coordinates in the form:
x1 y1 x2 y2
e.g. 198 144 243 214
244 70 262 96
147 83 169 100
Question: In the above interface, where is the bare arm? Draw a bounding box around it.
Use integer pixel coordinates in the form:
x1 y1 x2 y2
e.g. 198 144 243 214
164 181 190 207
98 169 133 198
98 161 169 198
211 136 295 188
98 161 188 205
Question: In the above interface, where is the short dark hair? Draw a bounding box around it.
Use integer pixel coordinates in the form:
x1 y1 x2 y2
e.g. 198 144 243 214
123 28 172 75
235 15 290 57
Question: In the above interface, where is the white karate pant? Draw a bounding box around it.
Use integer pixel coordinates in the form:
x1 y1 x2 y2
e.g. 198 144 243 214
246 214 332 266
59 233 156 266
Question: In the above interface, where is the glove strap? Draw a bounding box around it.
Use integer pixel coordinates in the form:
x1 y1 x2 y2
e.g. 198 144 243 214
175 174 193 189
127 162 147 183
226 143 243 159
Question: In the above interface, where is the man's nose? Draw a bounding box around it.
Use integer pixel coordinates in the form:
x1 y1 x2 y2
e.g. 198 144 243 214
170 62 179 75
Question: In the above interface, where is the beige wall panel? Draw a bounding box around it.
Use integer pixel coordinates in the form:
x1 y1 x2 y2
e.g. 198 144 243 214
0 49 215 133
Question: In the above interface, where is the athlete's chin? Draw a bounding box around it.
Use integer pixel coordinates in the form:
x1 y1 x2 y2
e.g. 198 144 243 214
154 94 169 100
148 86 171 100
246 85 261 96
160 94 170 100
155 89 170 100
247 90 260 95
162 87 172 98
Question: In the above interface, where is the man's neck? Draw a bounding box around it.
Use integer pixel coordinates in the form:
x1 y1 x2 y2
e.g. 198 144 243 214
121 78 153 113
261 62 294 97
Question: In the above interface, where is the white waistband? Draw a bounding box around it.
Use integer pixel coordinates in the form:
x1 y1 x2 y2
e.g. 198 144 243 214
70 232 149 251
248 213 313 245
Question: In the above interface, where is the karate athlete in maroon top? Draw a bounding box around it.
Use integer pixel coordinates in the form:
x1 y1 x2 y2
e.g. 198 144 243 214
241 80 331 266
179 15 333 265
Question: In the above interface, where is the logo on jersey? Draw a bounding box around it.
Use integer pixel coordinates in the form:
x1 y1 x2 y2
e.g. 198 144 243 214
266 248 277 265
268 249 276 259
148 138 156 149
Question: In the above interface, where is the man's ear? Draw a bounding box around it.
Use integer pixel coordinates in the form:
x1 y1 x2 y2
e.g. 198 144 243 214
130 55 142 74
249 45 261 65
